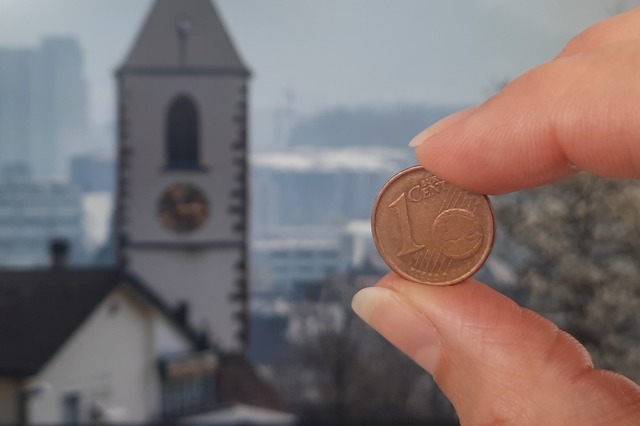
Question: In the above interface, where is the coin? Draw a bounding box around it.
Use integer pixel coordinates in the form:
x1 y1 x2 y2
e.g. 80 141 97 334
372 165 494 285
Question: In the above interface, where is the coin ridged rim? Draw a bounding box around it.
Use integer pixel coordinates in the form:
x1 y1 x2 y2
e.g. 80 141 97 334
371 165 495 286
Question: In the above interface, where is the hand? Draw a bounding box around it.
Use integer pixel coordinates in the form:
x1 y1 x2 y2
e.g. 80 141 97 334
353 7 640 425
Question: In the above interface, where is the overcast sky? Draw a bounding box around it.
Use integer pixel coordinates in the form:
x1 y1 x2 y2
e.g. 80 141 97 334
0 0 635 127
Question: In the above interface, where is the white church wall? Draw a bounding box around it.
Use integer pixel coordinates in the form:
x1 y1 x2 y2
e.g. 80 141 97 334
122 75 245 244
130 248 241 350
118 0 249 355
152 308 195 357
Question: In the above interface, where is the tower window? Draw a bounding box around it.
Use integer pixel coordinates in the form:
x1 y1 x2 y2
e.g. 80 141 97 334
166 95 200 169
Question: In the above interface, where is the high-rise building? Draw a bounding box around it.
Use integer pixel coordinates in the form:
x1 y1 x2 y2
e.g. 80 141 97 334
0 37 88 178
251 146 413 227
0 179 86 267
0 49 36 173
0 3 285 422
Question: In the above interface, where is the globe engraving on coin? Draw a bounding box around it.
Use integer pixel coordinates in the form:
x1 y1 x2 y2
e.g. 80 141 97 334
372 165 495 285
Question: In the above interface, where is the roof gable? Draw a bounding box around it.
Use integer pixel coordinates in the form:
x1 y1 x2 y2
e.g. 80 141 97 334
0 269 205 378
0 269 119 377
121 0 248 73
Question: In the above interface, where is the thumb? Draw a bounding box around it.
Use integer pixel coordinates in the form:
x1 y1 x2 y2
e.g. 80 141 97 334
352 273 640 425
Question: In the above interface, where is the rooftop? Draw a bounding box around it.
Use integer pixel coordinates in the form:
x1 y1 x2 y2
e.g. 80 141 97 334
251 146 411 174
0 268 120 377
0 268 203 377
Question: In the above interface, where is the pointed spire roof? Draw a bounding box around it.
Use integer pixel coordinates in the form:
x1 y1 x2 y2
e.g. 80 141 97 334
120 0 249 75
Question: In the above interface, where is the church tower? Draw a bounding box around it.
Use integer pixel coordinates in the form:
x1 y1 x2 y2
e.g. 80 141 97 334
116 0 249 351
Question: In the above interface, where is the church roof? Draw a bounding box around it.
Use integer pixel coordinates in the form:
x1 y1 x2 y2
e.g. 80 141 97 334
0 268 203 378
120 0 249 75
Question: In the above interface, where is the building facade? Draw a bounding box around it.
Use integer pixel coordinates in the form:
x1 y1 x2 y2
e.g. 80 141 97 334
251 226 348 295
0 270 220 423
0 180 85 267
70 151 116 193
117 0 250 351
0 37 88 178
251 221 383 296
251 147 412 227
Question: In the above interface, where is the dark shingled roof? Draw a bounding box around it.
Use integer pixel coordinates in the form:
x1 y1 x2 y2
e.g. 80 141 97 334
0 268 204 378
0 268 284 414
0 268 120 377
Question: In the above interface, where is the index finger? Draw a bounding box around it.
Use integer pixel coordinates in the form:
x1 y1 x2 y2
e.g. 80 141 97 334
414 40 640 194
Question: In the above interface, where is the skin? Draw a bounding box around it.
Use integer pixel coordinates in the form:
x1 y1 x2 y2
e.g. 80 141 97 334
351 7 640 425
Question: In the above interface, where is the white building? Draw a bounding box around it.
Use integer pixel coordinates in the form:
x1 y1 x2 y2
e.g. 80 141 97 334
0 37 88 178
251 146 412 227
70 150 116 193
251 221 385 295
0 268 213 423
0 1 288 424
252 235 345 295
0 179 85 266
0 263 286 424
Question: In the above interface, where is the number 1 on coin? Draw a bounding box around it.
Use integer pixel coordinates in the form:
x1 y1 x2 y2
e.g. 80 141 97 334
388 192 425 256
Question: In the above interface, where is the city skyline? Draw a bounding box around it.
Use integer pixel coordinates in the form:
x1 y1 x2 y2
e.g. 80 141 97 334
0 36 88 178
0 0 626 150
1 2 639 423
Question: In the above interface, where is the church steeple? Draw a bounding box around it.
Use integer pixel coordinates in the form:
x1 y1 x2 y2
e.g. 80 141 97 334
116 0 250 352
120 0 249 73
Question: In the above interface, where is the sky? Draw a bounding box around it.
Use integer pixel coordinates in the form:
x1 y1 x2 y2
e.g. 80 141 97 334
0 0 634 130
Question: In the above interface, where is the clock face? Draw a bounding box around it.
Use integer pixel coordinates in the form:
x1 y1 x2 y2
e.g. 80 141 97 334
158 183 209 233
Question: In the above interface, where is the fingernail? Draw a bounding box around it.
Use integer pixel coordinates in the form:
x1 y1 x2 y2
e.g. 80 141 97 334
352 287 441 374
409 106 477 148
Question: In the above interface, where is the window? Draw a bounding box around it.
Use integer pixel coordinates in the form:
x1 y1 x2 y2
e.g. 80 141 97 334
297 250 314 259
270 250 288 260
162 374 215 417
62 393 81 425
318 250 338 259
166 95 200 169
159 351 217 418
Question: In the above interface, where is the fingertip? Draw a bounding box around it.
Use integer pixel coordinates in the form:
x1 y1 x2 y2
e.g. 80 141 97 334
408 106 478 148
353 279 442 374
351 286 393 324
413 107 507 193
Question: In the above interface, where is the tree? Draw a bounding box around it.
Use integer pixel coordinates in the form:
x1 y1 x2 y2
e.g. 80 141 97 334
495 173 640 382
286 104 463 150
266 273 456 425
610 0 640 15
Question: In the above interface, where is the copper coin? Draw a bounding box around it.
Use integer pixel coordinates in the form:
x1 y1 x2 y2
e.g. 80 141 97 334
372 165 494 285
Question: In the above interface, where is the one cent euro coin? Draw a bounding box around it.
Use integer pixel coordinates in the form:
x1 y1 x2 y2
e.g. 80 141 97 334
372 165 494 285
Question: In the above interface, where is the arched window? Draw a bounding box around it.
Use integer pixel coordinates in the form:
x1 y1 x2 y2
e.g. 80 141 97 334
166 95 199 168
